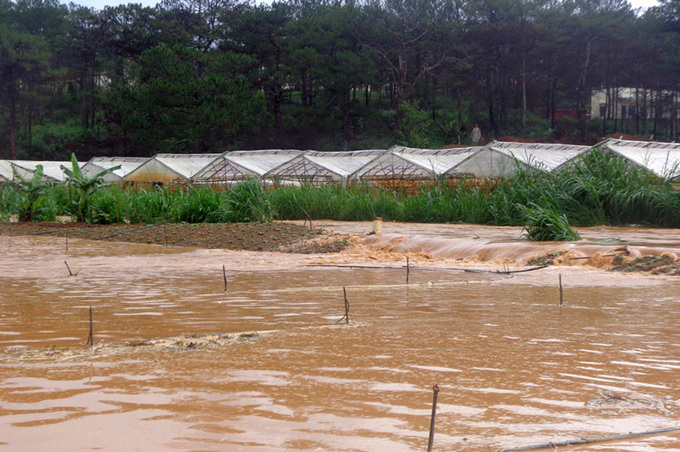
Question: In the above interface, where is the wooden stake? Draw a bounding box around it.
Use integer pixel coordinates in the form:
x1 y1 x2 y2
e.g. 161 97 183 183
427 384 440 452
65 236 68 253
336 286 350 324
86 305 94 348
559 273 564 306
223 265 228 292
406 257 410 283
343 286 350 324
64 261 78 276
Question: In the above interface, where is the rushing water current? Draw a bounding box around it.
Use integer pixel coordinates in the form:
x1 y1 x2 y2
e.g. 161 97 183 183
1 223 680 451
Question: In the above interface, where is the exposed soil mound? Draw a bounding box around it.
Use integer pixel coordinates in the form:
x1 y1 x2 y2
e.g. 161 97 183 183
610 254 680 275
0 221 352 254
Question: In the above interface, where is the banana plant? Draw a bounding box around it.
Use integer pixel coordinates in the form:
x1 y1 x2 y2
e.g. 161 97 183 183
12 164 49 221
61 153 121 223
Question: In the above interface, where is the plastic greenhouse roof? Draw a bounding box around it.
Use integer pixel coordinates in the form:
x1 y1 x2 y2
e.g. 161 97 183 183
357 146 480 179
83 157 149 181
598 139 680 180
0 160 14 181
487 141 590 171
10 160 70 182
193 149 303 182
125 154 222 182
267 150 386 182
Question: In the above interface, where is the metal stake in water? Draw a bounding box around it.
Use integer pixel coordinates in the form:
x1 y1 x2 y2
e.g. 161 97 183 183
427 384 440 452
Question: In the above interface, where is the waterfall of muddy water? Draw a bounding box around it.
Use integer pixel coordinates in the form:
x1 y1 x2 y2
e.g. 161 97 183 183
1 223 680 451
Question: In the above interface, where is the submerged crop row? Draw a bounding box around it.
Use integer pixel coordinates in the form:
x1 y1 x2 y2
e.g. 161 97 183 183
2 150 680 234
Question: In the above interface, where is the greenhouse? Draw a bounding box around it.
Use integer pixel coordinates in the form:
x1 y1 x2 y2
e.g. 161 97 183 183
0 160 14 182
82 157 149 183
266 150 386 187
595 138 680 181
123 154 222 188
451 141 590 178
8 160 71 182
6 139 680 189
192 149 303 186
354 146 480 192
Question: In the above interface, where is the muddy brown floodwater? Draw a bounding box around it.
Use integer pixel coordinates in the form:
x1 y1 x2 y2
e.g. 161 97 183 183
1 221 680 451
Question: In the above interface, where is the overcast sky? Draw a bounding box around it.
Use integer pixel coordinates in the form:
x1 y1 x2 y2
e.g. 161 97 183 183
69 0 662 14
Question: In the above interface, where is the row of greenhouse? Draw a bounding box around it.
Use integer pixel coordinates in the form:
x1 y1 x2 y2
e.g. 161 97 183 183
2 138 680 188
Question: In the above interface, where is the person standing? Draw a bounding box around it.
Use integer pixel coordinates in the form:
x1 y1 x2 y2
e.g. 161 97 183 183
470 124 482 144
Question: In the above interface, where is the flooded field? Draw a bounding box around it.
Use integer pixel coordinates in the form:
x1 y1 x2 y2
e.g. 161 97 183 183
1 222 680 451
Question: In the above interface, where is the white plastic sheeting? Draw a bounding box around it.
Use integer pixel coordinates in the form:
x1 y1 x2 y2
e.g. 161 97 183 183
0 160 15 182
6 139 680 188
597 139 680 180
356 146 480 180
193 149 303 185
82 157 149 183
267 150 386 186
124 154 222 185
452 141 590 178
9 161 71 182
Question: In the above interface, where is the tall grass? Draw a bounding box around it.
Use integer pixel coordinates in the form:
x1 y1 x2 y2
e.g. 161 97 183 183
523 202 581 241
125 187 177 223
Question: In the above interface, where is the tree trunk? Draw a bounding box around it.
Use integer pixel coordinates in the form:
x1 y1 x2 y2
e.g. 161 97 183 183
9 92 18 160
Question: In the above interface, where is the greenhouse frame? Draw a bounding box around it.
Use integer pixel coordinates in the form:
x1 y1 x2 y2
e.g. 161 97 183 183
354 146 481 192
595 138 680 181
9 160 71 182
192 149 303 186
82 157 150 183
266 150 386 187
5 139 680 189
451 141 590 179
123 154 222 188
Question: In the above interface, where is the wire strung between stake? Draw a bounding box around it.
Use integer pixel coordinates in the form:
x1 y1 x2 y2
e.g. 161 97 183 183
10 224 93 237
496 425 680 451
304 264 548 274
94 219 173 241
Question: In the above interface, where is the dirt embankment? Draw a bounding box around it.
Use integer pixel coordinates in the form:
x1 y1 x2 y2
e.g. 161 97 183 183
0 221 351 254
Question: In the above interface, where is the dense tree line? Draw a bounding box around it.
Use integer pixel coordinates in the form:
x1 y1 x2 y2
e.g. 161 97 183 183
1 0 680 160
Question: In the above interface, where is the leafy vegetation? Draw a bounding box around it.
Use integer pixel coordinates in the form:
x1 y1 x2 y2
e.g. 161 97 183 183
60 154 121 223
522 203 581 242
10 165 51 222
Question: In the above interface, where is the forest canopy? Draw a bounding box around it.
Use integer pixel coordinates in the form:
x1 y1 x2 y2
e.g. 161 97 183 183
1 0 680 160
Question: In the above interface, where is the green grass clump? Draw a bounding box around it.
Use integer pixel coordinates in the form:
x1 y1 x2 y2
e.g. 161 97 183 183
522 202 581 242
